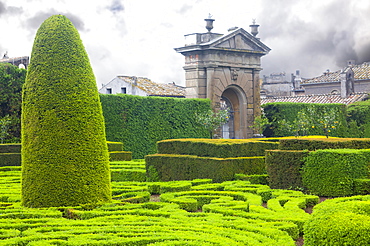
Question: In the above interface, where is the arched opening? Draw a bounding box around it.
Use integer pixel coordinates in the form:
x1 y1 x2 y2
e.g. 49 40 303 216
220 97 234 139
220 85 247 139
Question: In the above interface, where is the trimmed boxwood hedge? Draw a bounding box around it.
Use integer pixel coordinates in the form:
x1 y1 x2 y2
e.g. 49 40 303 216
265 150 309 190
0 153 21 167
0 144 21 153
21 15 111 207
279 137 370 150
302 149 369 196
146 154 266 182
100 94 211 159
304 195 370 246
157 138 279 158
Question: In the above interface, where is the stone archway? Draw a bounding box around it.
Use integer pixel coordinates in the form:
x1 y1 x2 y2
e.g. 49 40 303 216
220 85 248 139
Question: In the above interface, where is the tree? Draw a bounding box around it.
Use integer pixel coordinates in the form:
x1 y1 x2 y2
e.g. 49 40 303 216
0 115 11 144
195 108 229 138
0 63 26 142
22 15 111 207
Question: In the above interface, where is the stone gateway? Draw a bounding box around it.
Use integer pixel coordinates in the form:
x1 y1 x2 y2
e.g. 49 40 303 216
175 18 270 138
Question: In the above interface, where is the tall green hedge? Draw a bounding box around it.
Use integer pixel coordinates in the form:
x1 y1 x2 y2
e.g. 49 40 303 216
100 94 211 159
262 102 347 137
21 15 111 207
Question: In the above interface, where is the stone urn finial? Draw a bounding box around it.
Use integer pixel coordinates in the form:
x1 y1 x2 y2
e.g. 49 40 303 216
205 14 215 32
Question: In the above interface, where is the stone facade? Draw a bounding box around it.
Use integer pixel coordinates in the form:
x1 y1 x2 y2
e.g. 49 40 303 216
0 53 29 69
175 21 270 138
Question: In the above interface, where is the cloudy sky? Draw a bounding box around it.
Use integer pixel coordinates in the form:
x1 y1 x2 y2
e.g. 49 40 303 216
1 0 370 87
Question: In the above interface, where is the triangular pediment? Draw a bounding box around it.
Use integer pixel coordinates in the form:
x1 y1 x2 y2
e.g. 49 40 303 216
210 28 270 53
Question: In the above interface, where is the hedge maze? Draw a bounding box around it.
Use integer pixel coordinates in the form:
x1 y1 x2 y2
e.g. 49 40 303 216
1 136 370 245
0 165 318 245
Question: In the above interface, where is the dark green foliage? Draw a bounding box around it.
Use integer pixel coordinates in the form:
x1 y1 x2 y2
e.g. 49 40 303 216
109 151 132 161
262 102 347 137
0 63 26 143
0 153 21 167
157 138 279 158
0 144 21 153
302 149 369 196
353 179 370 195
265 150 309 190
234 174 269 185
100 94 211 159
106 141 124 152
111 169 146 182
21 15 111 207
279 137 370 150
347 100 370 137
304 195 370 246
146 154 266 183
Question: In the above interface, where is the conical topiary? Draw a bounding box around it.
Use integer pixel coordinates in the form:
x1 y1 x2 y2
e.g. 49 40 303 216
21 15 111 207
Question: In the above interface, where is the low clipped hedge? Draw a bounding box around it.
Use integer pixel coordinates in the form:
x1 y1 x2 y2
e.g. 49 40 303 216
265 150 309 190
279 137 370 150
107 141 132 161
145 154 266 182
0 153 21 167
234 174 269 185
0 144 21 153
157 138 279 158
302 149 370 196
109 151 132 161
304 195 370 246
354 179 370 195
106 141 124 152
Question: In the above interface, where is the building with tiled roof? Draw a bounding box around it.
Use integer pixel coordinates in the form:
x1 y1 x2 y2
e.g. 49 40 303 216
99 76 186 98
301 61 370 97
0 52 29 69
261 92 368 106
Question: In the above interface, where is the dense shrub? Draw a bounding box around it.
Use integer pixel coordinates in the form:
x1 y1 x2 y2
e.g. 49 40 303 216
262 102 347 137
157 138 279 158
146 154 266 182
347 100 370 137
265 150 309 190
100 94 211 159
302 149 369 196
304 195 370 246
0 63 26 143
353 179 370 195
21 15 111 207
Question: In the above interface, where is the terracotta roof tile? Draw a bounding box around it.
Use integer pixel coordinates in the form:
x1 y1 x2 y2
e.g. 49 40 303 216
117 76 185 97
302 62 370 84
261 93 368 106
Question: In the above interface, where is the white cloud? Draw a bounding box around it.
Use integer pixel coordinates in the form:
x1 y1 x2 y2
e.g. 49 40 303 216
1 0 370 87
